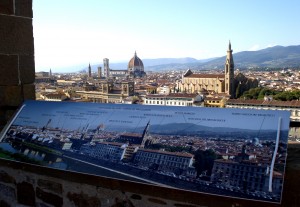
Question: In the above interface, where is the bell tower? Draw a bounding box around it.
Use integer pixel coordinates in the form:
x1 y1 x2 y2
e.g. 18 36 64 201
225 41 235 98
121 82 134 96
103 58 110 78
88 63 92 78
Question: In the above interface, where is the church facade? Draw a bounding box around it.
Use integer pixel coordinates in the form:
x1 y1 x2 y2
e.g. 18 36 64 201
179 42 235 98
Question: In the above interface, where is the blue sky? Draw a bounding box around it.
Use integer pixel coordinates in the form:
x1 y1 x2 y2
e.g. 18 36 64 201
33 0 300 72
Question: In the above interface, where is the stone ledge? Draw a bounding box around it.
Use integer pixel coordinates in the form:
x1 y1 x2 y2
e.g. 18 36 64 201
1 143 299 207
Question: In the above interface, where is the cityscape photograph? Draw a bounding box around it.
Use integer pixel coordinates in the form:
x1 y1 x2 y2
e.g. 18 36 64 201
0 100 290 203
1 0 300 206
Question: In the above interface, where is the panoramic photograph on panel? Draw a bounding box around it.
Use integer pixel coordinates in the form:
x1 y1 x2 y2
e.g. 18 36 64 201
0 100 290 203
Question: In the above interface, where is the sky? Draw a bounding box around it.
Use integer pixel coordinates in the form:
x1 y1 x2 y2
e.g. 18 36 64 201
33 0 300 72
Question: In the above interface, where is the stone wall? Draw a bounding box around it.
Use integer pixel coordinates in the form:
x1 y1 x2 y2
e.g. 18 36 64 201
0 144 299 207
0 0 35 130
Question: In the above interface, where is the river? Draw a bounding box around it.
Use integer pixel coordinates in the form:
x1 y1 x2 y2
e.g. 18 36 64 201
0 142 149 184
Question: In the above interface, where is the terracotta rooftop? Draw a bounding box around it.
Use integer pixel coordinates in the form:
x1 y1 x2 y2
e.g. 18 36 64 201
98 142 125 147
138 148 194 158
128 52 144 68
226 99 300 107
185 74 225 79
205 97 224 101
146 93 198 98
214 159 237 164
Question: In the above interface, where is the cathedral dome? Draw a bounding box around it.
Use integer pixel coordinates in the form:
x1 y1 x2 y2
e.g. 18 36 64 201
127 51 146 78
128 51 144 70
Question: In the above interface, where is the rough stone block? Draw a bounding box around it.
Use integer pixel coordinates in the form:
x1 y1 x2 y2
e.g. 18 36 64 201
0 183 16 200
0 15 34 55
37 179 62 195
36 202 51 207
148 197 167 205
0 87 5 106
67 192 101 207
0 170 16 184
3 86 23 106
19 55 35 84
174 204 198 207
0 200 11 207
23 83 35 100
130 194 142 200
0 110 7 130
17 181 35 206
0 54 19 85
5 109 18 122
0 117 7 130
113 197 135 207
15 0 33 18
0 0 14 15
36 187 63 207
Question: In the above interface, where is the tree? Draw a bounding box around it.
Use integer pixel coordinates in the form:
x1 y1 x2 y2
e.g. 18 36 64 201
274 90 300 101
241 87 263 99
235 84 241 98
193 149 218 177
257 88 278 99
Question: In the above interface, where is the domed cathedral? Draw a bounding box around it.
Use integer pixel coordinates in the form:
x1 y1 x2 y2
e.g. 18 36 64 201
127 51 146 78
102 51 146 79
178 41 257 99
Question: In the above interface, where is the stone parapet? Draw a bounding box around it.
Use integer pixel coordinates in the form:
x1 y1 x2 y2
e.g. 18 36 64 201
0 144 300 207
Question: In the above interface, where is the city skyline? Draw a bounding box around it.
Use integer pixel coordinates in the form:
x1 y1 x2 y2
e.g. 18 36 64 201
33 0 300 72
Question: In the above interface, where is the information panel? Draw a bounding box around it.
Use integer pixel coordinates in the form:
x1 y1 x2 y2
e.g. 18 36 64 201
0 100 290 203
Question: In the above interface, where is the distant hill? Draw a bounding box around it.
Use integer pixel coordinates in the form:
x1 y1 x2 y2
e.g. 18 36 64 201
138 123 279 141
145 45 300 71
55 45 300 73
195 45 300 70
85 57 205 72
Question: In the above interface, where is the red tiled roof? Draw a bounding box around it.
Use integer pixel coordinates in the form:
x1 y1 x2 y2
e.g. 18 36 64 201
205 97 223 101
146 93 198 98
226 99 300 107
139 148 193 158
185 74 225 79
167 93 198 98
214 159 237 164
98 142 124 147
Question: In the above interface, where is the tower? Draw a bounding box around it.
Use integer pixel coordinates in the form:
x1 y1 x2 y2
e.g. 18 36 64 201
49 68 52 78
225 41 235 98
103 58 110 78
121 81 134 96
97 66 102 78
88 63 92 78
